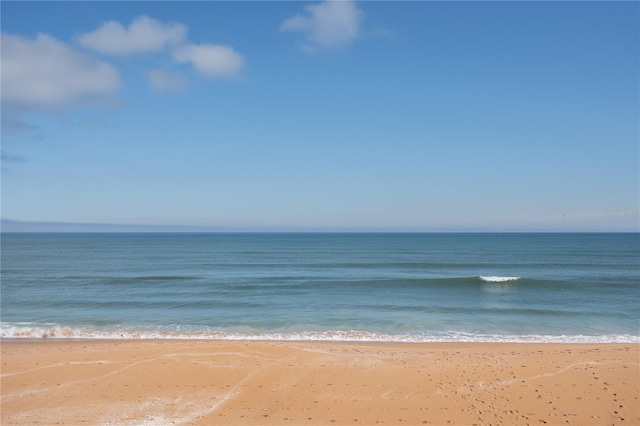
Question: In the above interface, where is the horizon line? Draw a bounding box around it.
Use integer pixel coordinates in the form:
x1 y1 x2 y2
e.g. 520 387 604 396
1 218 638 234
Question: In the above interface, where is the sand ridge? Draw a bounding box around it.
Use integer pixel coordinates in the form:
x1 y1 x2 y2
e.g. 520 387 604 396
1 340 638 425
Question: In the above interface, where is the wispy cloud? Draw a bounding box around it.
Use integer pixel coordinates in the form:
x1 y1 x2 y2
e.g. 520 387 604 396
79 116 111 128
77 16 186 56
147 69 187 92
1 33 121 111
1 116 38 135
281 0 363 53
1 151 26 163
173 44 245 78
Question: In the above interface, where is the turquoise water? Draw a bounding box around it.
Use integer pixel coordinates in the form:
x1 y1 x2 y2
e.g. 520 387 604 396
1 233 638 342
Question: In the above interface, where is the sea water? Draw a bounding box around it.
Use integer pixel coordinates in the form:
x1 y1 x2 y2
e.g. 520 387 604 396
1 233 638 342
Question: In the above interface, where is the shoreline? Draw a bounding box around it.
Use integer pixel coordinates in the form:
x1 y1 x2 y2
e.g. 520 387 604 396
2 336 639 344
3 326 638 344
2 340 638 425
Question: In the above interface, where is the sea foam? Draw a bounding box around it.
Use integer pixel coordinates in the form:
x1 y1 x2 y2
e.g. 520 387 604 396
2 324 638 344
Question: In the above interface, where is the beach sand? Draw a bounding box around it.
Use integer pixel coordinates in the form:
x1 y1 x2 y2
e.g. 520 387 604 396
1 341 638 425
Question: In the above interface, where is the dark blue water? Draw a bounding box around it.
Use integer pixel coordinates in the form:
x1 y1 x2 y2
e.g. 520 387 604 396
1 233 638 342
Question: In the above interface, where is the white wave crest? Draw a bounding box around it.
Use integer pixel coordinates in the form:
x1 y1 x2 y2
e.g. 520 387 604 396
480 276 520 282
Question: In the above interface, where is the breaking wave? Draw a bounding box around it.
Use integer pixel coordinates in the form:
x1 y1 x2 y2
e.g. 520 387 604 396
479 276 521 282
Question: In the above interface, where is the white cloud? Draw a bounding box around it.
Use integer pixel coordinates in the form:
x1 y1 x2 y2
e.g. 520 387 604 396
78 16 186 56
147 69 187 92
1 33 121 111
281 0 363 52
1 16 245 115
173 44 245 78
78 16 244 79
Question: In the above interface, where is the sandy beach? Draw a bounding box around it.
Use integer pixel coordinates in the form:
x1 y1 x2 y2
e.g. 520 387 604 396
1 341 638 425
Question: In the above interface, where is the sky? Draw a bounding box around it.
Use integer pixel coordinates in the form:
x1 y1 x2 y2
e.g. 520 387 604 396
1 1 639 232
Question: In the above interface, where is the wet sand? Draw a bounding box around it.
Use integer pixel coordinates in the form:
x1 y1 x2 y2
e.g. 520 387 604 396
1 340 638 425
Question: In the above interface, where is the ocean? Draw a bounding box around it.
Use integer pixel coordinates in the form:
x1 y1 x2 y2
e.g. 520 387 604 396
1 233 638 343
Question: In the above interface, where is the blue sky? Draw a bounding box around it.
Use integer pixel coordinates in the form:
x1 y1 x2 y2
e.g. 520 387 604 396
2 1 638 232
